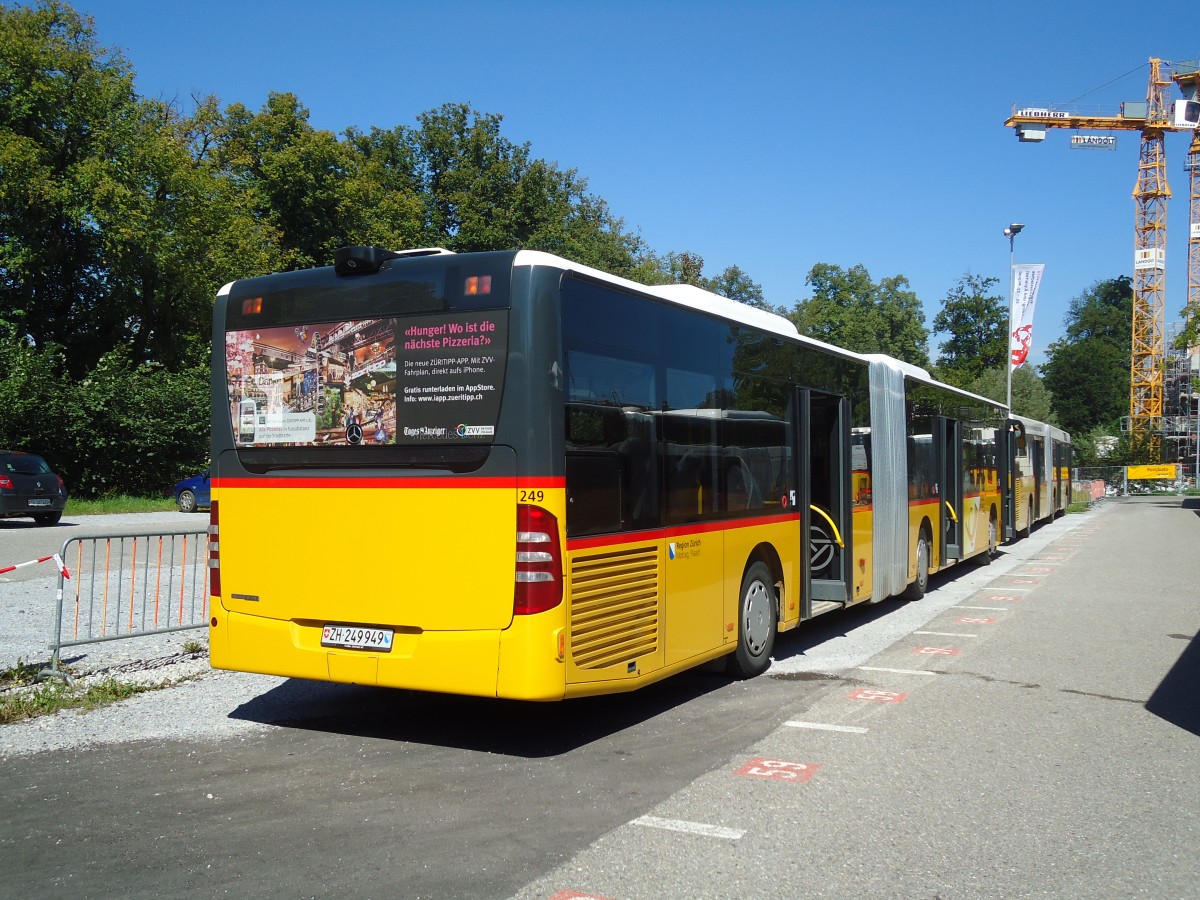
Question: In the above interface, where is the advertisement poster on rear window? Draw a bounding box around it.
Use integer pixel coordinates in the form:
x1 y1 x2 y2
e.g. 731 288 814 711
225 311 507 446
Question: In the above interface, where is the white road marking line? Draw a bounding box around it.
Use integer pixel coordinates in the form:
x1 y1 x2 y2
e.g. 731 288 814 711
632 816 745 841
857 666 938 676
914 631 978 638
783 721 869 734
955 605 1010 611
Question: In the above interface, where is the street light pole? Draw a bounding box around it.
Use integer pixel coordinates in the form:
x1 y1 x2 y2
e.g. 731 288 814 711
1003 223 1025 411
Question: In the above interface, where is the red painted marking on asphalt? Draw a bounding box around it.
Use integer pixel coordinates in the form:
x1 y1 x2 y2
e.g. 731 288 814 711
1023 566 1055 574
956 616 997 625
913 646 960 656
986 595 1023 602
1005 578 1041 586
1038 554 1072 561
550 892 613 900
734 758 821 783
849 689 908 703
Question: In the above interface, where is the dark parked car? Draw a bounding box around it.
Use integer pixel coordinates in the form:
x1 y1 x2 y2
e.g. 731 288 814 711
0 451 69 526
174 469 211 513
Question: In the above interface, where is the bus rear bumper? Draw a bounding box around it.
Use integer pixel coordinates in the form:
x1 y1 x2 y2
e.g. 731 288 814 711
209 607 569 701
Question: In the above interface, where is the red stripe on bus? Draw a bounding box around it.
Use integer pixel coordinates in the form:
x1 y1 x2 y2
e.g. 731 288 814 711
213 476 565 490
566 512 800 552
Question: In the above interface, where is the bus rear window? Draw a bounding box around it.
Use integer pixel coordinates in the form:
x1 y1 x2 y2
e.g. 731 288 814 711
225 310 508 448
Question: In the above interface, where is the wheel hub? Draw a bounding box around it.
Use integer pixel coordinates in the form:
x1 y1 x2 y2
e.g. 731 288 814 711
743 582 771 655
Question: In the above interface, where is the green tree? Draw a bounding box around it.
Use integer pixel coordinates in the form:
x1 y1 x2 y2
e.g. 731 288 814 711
933 273 1007 386
789 263 930 367
967 364 1055 422
1040 277 1132 434
59 346 210 496
1 0 136 369
215 92 354 270
341 124 427 251
707 264 773 311
0 324 71 461
396 103 648 272
1 2 269 373
93 95 281 370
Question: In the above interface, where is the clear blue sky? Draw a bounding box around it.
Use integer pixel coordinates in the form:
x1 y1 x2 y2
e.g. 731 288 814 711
77 0 1200 366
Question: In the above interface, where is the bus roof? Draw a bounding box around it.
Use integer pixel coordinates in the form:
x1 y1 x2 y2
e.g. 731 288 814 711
511 249 840 349
1011 413 1071 442
863 353 1008 413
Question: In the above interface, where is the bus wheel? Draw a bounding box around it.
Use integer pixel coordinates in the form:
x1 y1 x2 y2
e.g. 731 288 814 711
1021 500 1033 538
728 561 776 679
904 527 931 600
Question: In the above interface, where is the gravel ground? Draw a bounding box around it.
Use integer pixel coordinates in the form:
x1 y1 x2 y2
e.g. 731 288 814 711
0 512 283 759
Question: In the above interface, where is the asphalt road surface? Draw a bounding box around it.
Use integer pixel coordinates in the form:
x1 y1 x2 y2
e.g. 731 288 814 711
0 510 201 583
1 498 1196 899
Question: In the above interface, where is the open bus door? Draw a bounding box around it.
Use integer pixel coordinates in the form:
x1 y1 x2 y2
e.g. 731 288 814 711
1000 418 1024 540
1030 436 1045 521
800 388 852 615
935 416 963 563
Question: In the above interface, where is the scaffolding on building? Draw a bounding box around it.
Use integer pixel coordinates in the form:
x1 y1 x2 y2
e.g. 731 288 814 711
1163 320 1199 481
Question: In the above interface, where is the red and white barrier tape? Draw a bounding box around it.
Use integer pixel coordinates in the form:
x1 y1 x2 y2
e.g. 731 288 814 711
0 553 70 579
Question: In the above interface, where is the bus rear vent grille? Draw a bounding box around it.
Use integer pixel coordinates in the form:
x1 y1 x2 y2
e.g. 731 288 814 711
569 546 660 670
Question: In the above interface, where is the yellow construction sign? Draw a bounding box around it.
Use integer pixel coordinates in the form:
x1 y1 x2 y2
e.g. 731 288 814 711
1127 464 1178 480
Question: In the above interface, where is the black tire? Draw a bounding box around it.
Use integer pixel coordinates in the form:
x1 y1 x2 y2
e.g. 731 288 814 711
1020 499 1033 538
177 489 197 513
727 561 777 679
32 511 62 526
904 527 931 600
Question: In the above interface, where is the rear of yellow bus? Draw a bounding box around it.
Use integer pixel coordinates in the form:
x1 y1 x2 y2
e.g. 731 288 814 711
207 248 572 700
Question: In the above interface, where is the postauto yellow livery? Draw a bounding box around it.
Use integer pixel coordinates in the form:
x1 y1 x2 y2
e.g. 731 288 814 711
208 247 1062 700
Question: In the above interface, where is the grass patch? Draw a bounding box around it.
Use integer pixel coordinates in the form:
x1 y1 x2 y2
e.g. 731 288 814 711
0 675 159 725
66 495 177 515
1067 501 1091 514
0 657 193 724
0 659 43 689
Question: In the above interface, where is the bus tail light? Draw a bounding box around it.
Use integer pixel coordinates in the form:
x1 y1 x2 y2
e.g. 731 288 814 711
208 500 220 596
514 504 563 615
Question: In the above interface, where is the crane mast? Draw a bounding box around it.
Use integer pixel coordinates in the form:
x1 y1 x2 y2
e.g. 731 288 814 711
1129 60 1171 456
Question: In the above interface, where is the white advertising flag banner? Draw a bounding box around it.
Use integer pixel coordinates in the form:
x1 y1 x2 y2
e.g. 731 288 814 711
1010 263 1044 370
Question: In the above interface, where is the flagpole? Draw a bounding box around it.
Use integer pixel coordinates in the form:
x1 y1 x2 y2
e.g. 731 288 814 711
1003 223 1024 412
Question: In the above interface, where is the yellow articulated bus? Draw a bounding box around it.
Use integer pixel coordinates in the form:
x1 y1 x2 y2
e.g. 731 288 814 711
208 246 1035 700
1004 415 1072 539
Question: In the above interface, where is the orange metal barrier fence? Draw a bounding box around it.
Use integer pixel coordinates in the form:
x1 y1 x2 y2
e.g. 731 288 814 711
45 531 208 680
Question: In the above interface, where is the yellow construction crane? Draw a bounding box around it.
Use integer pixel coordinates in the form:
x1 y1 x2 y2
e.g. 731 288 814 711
1004 58 1200 456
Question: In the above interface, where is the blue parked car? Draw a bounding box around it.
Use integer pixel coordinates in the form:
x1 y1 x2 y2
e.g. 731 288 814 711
174 470 211 513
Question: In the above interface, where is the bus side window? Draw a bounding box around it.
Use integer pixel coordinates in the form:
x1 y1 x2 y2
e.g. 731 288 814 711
565 404 624 536
564 348 659 537
665 445 714 521
721 456 762 511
